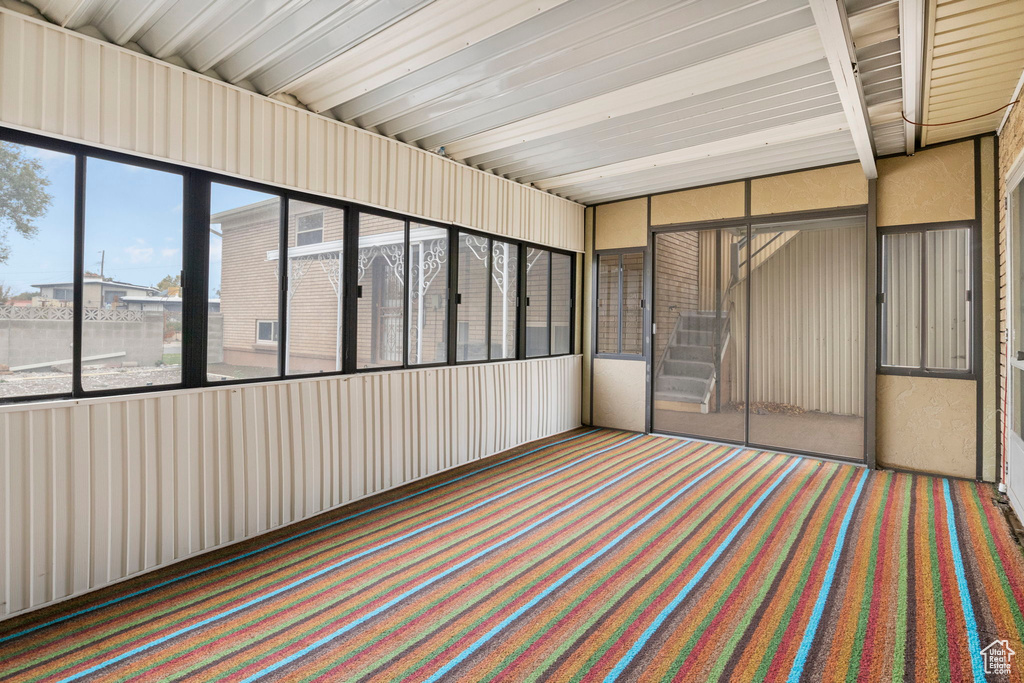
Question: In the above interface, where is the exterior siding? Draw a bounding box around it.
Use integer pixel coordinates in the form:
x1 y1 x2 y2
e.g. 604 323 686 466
0 355 581 619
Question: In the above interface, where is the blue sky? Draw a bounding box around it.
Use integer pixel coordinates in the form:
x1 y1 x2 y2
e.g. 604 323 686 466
0 142 272 297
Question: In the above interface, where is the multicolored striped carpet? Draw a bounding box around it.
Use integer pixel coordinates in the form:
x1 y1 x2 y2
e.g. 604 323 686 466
2 429 1023 682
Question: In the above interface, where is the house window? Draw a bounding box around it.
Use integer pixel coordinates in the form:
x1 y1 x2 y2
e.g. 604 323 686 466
53 288 72 301
296 212 323 246
880 225 972 375
596 251 643 356
256 320 279 344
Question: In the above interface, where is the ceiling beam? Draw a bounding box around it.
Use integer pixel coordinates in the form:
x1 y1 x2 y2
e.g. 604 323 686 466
808 0 878 177
442 28 826 162
532 112 850 191
899 0 925 153
276 0 571 114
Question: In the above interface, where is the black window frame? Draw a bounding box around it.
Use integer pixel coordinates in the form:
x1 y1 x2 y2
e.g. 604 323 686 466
877 221 977 380
0 125 577 405
594 248 645 359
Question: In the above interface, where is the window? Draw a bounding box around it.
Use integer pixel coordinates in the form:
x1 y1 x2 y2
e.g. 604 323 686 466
408 223 448 365
457 233 489 362
526 247 550 357
550 252 572 355
880 225 972 374
296 211 323 246
287 200 344 374
256 320 279 343
0 128 577 403
356 213 405 369
490 239 518 360
208 182 280 382
596 251 643 355
81 157 183 392
0 140 75 399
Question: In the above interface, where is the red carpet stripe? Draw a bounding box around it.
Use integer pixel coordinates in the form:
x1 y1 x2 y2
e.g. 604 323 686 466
1 429 1022 682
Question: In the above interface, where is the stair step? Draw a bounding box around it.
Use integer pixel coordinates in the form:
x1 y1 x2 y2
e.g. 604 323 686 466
675 312 729 333
675 329 715 346
668 345 714 363
654 390 706 404
656 376 709 396
660 360 714 380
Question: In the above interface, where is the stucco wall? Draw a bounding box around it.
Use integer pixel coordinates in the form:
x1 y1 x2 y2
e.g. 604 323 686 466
592 357 646 432
876 375 977 479
876 141 975 226
594 199 647 250
750 163 867 215
651 182 745 226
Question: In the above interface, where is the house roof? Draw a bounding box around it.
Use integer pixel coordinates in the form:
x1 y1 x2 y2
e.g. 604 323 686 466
32 278 159 292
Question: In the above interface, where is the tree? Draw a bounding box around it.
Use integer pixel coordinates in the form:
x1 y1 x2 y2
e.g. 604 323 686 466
156 274 181 291
0 142 53 264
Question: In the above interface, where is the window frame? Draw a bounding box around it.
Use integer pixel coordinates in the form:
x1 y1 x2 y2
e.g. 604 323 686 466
876 221 977 380
593 248 645 359
255 320 279 344
0 126 576 405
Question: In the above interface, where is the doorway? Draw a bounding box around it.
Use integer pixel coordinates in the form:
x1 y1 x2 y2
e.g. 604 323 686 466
651 214 868 461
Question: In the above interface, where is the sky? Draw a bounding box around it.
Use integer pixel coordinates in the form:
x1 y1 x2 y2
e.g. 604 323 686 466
0 141 271 297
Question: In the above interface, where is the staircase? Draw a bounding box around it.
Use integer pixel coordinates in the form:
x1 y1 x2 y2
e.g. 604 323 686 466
655 311 730 413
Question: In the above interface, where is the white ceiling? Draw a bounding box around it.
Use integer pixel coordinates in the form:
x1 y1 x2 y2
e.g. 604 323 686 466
17 0 1015 205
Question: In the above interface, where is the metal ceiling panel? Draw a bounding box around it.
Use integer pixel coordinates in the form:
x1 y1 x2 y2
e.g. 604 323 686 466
559 132 860 204
20 0 901 205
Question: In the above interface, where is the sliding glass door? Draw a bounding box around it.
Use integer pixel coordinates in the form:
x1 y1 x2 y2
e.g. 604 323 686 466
652 215 867 461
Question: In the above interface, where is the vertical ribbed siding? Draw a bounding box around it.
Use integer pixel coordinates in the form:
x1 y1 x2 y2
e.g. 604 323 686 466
0 356 581 619
733 225 866 416
0 10 583 252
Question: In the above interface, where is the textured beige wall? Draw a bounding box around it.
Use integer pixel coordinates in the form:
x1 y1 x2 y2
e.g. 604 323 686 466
981 136 997 482
595 198 648 250
876 141 975 226
651 182 745 225
750 163 867 215
592 358 646 432
876 375 977 479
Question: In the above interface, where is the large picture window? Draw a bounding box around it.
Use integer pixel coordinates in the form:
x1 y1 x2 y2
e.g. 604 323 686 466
0 128 575 403
880 224 973 375
81 157 184 392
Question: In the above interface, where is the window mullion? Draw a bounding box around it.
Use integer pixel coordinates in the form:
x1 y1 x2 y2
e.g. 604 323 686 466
72 154 86 397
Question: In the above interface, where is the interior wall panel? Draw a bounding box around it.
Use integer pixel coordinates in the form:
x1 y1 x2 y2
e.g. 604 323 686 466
0 355 581 619
0 9 583 252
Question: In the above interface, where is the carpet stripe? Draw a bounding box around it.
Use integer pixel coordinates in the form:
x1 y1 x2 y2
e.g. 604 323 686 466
604 458 802 682
2 431 1023 683
785 468 869 683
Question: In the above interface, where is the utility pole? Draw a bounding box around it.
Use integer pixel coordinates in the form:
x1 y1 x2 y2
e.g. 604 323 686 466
99 250 105 279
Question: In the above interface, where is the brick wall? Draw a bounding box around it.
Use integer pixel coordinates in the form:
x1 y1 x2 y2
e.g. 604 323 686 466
998 102 1024 463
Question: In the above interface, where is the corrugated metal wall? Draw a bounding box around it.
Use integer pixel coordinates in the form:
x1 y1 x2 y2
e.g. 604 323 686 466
0 10 583 253
731 225 866 416
0 356 580 618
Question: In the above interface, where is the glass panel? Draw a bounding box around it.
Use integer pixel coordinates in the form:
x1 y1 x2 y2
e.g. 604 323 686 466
550 252 571 355
457 233 488 362
82 158 183 391
357 213 405 369
924 228 970 371
489 239 518 360
0 141 75 398
208 183 280 382
748 216 866 460
880 232 922 368
596 254 620 354
287 199 344 374
408 223 448 365
652 228 744 443
622 252 643 355
526 247 550 357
